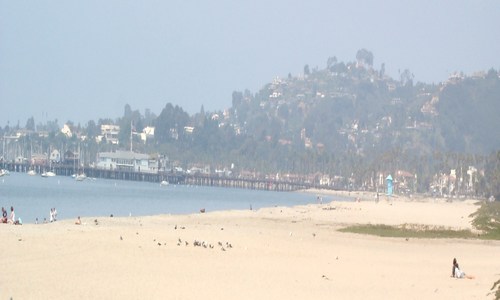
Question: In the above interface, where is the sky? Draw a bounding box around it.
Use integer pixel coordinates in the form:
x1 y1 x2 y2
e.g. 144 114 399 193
1 0 499 126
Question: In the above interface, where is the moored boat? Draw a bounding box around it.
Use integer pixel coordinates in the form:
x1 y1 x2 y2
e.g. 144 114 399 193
41 171 56 177
75 173 87 181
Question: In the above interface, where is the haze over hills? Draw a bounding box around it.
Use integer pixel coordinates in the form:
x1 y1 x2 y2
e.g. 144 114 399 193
1 50 500 198
227 50 500 155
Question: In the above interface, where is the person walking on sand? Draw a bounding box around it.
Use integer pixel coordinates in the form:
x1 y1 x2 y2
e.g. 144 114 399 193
452 258 475 279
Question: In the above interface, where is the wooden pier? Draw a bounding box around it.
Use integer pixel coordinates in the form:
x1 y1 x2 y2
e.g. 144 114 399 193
2 162 311 192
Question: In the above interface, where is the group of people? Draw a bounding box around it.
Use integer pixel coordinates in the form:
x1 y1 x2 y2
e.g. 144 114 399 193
1 206 62 225
1 206 21 225
49 208 58 222
34 208 58 224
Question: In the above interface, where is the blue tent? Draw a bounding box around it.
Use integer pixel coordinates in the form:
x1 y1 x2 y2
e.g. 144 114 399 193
386 175 393 196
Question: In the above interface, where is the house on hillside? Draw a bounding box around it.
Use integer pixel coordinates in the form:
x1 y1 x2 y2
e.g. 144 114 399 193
99 125 120 145
140 126 155 143
61 124 73 138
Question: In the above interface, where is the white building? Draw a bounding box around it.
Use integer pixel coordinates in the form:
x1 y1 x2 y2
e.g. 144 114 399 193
61 124 73 138
50 149 61 163
100 125 120 145
140 126 155 143
96 151 158 173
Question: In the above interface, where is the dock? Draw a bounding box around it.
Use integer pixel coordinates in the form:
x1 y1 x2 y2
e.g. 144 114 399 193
2 162 311 192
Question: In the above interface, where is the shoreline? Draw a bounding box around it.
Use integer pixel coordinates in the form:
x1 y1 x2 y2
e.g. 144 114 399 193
300 187 481 204
2 196 499 299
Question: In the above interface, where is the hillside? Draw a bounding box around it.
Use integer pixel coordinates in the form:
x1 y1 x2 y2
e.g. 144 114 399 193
2 50 499 197
228 58 500 157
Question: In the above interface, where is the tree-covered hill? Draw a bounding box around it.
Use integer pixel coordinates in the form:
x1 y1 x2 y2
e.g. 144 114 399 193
228 53 500 158
2 50 499 197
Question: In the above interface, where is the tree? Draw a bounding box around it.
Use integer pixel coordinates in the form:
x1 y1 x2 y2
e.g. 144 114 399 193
327 56 338 69
154 103 189 143
330 62 347 73
25 116 35 131
46 119 60 133
400 69 414 86
356 48 374 67
232 91 243 107
304 64 310 76
123 104 133 119
85 120 99 138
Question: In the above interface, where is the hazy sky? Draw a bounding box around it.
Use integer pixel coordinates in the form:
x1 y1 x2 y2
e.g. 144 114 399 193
1 1 499 126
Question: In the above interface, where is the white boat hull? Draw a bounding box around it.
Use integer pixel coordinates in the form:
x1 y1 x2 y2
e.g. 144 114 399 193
41 171 56 177
75 174 87 181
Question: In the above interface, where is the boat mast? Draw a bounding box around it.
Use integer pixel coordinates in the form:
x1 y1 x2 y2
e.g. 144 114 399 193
2 134 5 169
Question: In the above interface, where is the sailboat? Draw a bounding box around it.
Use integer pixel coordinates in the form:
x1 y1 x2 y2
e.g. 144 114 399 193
27 141 37 175
41 146 56 177
74 144 86 181
0 136 8 176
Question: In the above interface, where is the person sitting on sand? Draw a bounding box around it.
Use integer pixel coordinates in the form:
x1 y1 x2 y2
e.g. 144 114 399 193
75 216 81 225
1 207 7 223
8 206 15 224
452 258 474 279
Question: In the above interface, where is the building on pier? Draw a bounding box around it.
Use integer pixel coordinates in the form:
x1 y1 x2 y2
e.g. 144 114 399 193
96 151 159 173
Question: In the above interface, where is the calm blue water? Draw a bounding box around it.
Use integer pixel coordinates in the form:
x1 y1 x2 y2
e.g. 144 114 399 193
0 172 343 224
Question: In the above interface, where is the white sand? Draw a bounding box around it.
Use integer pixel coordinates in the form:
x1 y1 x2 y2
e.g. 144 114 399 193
1 193 499 299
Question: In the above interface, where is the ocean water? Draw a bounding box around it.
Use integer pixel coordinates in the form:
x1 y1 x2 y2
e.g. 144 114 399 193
0 172 345 224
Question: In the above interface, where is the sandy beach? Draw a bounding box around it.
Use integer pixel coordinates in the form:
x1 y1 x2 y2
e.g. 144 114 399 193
1 191 499 299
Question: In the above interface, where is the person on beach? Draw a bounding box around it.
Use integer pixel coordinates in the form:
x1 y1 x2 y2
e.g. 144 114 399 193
50 208 54 222
8 206 15 224
452 258 474 279
75 216 81 225
1 207 7 223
